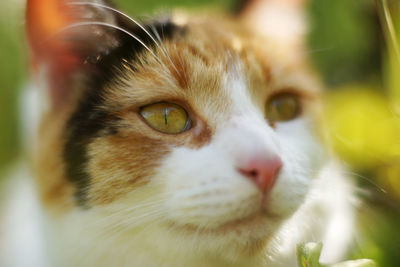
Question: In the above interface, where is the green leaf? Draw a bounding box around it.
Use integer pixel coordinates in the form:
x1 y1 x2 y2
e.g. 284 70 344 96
297 242 377 267
330 259 376 267
297 242 323 267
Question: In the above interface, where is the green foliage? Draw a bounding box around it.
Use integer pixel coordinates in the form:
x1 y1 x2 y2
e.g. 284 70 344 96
114 0 232 15
297 242 376 267
351 205 400 267
0 3 25 170
308 0 381 87
297 242 324 267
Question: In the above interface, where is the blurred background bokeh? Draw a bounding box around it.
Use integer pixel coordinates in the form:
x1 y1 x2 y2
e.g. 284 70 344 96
0 0 399 266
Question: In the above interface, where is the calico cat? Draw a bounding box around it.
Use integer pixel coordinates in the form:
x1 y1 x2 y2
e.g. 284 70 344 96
1 0 354 266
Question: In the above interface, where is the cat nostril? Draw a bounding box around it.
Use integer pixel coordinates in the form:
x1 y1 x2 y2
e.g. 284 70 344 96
237 157 282 194
239 169 258 179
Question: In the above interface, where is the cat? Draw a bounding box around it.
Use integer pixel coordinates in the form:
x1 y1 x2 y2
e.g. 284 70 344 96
0 0 355 266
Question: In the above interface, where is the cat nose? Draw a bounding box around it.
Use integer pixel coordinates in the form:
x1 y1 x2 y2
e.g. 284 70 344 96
237 156 282 194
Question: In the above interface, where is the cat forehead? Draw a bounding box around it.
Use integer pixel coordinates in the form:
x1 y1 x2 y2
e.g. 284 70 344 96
101 15 317 119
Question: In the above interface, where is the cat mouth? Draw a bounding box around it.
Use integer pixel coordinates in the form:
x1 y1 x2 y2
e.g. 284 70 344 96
169 210 280 236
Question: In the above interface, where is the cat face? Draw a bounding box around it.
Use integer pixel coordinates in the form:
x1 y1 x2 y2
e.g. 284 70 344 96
28 0 327 263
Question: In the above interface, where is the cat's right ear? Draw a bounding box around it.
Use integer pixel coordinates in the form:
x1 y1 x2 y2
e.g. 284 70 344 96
237 0 308 64
26 0 120 107
237 0 307 35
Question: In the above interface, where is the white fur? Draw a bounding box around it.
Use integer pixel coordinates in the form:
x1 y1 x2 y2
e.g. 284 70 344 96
0 164 50 267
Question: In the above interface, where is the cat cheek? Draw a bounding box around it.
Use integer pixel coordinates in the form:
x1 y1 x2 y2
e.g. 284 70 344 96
266 119 327 215
84 135 170 206
157 146 261 228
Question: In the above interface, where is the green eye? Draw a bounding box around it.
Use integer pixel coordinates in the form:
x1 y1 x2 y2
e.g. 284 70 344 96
266 93 300 122
140 102 189 134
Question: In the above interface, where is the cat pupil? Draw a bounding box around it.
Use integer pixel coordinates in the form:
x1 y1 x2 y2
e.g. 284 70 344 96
163 108 168 125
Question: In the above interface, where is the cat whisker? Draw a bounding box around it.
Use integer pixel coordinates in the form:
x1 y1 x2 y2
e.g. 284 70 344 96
67 1 163 51
344 171 388 195
68 2 179 75
379 0 400 65
121 216 164 234
92 219 163 260
157 23 184 78
88 194 174 227
149 24 182 79
93 203 165 223
149 23 170 54
90 210 165 233
150 23 163 47
307 168 388 195
48 21 160 63
174 43 186 78
108 203 167 218
80 225 146 261
108 214 162 230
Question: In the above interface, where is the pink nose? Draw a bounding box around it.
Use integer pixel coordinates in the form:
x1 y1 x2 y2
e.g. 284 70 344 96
238 157 282 194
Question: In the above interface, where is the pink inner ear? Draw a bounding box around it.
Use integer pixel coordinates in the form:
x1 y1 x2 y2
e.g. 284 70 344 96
27 0 88 107
239 0 309 66
27 0 76 64
240 0 306 11
240 0 308 35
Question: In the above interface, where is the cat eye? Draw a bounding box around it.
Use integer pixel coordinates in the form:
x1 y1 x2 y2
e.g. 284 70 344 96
139 102 190 134
265 93 301 122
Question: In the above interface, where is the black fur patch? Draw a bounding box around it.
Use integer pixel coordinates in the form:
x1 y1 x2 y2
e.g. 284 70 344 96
63 18 182 207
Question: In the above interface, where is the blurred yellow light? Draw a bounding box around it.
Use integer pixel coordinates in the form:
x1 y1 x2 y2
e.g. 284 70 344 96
323 86 400 169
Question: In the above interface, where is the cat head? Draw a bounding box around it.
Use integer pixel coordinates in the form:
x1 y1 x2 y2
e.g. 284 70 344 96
27 0 327 263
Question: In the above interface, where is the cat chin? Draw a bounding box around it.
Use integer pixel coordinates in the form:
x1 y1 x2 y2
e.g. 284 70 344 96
44 210 277 266
166 210 277 239
151 216 281 264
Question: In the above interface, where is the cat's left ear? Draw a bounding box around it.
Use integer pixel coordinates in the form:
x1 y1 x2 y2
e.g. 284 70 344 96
26 0 121 107
238 0 308 62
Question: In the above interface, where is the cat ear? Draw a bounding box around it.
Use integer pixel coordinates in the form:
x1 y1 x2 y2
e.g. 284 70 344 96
26 0 121 107
238 0 308 63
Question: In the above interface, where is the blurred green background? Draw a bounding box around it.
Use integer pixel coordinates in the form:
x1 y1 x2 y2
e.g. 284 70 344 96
0 0 399 266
